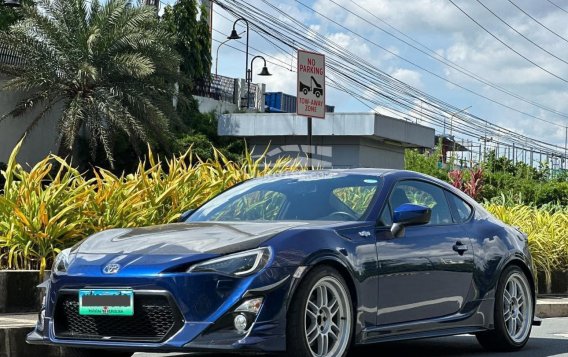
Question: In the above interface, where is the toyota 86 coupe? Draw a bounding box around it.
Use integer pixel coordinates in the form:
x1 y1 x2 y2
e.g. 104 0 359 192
27 169 539 357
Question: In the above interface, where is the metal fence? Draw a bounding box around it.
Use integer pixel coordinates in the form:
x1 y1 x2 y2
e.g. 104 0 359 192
194 74 262 109
0 43 24 67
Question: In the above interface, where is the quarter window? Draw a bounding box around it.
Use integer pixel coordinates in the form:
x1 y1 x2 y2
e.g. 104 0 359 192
447 193 473 223
389 181 453 225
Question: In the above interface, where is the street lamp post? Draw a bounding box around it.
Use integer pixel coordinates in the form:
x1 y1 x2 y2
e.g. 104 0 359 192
215 31 244 77
215 38 232 78
227 18 272 110
247 55 271 108
227 18 250 108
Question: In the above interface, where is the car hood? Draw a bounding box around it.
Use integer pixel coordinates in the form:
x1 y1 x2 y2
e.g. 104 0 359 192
76 221 311 256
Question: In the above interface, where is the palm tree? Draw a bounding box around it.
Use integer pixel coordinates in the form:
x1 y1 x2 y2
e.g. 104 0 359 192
0 0 182 167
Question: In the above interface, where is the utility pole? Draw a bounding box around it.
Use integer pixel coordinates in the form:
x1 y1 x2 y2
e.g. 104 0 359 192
565 126 567 170
202 0 214 52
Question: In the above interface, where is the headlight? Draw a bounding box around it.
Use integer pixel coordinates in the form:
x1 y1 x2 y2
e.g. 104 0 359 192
52 248 72 274
188 247 271 276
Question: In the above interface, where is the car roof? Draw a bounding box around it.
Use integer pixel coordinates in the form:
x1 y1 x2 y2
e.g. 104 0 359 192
258 168 424 180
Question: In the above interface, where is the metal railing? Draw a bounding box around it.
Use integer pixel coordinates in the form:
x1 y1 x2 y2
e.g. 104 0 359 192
194 74 262 109
0 43 24 67
194 74 235 103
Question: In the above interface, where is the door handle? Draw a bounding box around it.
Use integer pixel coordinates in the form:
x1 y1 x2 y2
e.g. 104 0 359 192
453 241 468 255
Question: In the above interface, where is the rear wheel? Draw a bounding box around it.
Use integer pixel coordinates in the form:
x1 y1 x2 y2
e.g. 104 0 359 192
287 265 353 357
62 348 133 357
476 265 533 351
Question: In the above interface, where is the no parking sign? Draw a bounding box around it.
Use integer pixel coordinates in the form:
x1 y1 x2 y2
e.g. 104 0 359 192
297 50 325 119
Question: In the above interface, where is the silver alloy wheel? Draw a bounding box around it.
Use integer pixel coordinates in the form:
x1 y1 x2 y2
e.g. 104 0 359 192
304 276 351 357
503 272 533 343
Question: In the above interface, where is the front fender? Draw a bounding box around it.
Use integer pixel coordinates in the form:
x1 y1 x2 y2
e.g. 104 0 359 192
265 225 379 342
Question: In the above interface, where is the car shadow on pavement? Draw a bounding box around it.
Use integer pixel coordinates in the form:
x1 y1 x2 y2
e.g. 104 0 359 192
147 335 567 357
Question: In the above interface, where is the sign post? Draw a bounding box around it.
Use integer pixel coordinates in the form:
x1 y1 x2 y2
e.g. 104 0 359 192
297 50 325 168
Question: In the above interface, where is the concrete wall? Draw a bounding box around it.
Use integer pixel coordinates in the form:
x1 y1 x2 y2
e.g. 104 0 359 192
0 75 60 167
219 112 435 148
247 136 405 169
195 95 238 115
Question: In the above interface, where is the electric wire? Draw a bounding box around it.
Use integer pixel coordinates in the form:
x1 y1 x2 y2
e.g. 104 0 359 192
475 0 568 67
226 0 565 153
507 0 568 46
448 0 568 84
212 0 567 159
546 0 568 15
336 0 568 123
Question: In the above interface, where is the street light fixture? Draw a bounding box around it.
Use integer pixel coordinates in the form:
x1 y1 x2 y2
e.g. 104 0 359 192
2 0 21 7
228 17 252 108
248 55 271 82
247 55 271 109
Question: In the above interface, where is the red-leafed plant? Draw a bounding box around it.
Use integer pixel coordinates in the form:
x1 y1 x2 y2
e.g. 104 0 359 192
465 167 484 200
448 170 464 191
448 167 484 200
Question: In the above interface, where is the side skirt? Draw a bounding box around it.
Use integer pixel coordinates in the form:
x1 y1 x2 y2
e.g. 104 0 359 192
358 326 487 345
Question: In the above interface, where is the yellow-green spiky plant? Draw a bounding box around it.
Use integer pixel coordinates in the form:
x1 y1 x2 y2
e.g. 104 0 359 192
0 142 305 276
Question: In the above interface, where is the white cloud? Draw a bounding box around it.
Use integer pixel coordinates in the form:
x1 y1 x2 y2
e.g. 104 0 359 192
212 0 568 146
326 32 371 58
390 68 424 89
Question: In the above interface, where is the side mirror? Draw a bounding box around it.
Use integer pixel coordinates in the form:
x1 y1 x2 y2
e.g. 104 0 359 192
178 209 195 222
390 203 431 238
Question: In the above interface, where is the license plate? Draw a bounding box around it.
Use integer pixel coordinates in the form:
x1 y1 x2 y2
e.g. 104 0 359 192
78 289 134 316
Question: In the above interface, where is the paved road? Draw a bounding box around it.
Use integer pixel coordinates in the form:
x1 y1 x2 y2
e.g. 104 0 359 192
136 317 568 357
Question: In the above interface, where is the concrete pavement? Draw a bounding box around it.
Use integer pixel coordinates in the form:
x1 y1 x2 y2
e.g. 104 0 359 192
136 317 568 357
1 298 567 357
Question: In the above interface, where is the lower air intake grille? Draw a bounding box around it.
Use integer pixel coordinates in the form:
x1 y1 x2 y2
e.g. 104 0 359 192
53 291 182 342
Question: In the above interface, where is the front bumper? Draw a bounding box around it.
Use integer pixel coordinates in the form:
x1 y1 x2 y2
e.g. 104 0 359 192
26 266 297 353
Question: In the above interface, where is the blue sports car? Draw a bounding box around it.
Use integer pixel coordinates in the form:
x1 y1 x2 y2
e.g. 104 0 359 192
27 169 538 357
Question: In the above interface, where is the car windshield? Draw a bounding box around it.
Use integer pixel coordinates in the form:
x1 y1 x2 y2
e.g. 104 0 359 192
187 172 382 222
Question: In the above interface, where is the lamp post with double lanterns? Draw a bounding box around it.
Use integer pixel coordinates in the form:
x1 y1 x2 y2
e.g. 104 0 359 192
228 17 271 109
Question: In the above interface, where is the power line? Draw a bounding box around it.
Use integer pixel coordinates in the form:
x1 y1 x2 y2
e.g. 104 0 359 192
546 0 568 15
448 0 568 85
327 0 568 126
476 0 568 67
212 0 568 158
212 8 296 69
296 0 568 128
507 0 568 46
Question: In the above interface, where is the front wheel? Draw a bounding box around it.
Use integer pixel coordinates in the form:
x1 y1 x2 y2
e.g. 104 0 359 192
62 348 134 357
476 265 533 351
287 265 353 357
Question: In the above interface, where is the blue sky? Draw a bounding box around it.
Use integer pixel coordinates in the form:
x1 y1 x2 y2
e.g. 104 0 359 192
161 0 568 148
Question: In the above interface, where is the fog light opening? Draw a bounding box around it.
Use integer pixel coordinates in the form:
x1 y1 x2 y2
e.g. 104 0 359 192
234 313 248 333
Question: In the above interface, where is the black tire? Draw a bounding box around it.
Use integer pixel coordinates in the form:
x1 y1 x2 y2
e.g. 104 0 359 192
62 348 134 357
286 265 353 357
476 265 533 351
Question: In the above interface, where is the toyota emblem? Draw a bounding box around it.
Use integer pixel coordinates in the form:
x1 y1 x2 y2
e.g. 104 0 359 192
103 263 121 274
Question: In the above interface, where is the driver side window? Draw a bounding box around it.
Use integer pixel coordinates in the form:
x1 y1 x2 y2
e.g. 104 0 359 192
387 181 453 226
